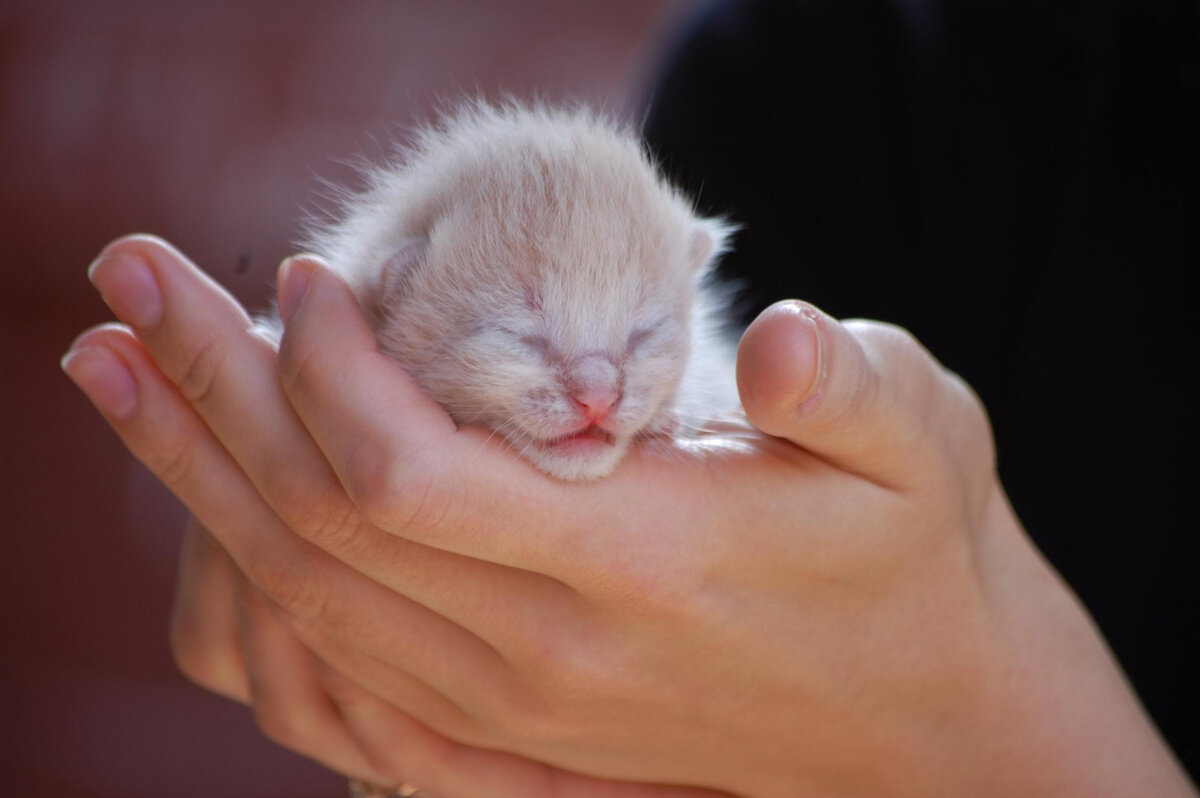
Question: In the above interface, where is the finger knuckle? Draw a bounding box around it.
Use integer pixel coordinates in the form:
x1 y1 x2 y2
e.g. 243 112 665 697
276 331 325 401
173 332 230 406
861 321 950 438
861 321 932 379
348 450 460 538
252 555 333 626
269 471 371 555
874 323 942 396
344 450 405 525
147 435 197 490
304 504 372 556
866 320 923 360
497 633 618 746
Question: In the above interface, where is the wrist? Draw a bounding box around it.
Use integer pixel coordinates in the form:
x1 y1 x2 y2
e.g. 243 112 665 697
958 489 1195 797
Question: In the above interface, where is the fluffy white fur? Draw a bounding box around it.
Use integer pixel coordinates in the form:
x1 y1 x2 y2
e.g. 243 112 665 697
283 102 740 480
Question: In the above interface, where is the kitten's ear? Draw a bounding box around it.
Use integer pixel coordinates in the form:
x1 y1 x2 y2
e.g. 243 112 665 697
378 234 430 298
688 218 734 275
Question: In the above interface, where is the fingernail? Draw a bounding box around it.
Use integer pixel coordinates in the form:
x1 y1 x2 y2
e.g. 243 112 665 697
61 346 139 421
800 314 824 406
277 256 315 323
783 301 824 407
89 252 163 329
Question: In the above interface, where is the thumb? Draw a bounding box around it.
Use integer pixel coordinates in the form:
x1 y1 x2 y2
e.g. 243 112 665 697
736 300 956 488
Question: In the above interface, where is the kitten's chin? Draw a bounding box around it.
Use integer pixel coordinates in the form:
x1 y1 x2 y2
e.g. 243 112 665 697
523 428 629 481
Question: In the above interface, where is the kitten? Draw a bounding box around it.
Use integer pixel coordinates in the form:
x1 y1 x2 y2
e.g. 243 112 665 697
276 102 739 480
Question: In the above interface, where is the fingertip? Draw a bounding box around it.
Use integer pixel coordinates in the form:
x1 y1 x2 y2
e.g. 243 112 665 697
88 248 164 330
65 321 135 352
736 300 824 434
92 232 166 262
278 254 377 352
61 343 140 421
91 233 184 278
277 255 320 324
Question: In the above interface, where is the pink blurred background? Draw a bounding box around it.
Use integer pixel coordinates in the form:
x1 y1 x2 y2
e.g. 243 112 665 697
0 2 697 794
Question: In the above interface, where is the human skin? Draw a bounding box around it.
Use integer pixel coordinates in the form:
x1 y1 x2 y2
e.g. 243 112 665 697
64 235 1196 798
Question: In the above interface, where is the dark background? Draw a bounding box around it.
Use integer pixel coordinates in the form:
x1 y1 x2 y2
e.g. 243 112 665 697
0 2 695 795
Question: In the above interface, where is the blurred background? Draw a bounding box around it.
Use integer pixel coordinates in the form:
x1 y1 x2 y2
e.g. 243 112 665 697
0 1 700 794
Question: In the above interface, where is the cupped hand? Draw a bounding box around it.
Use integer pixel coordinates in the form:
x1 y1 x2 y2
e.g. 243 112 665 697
64 235 1196 798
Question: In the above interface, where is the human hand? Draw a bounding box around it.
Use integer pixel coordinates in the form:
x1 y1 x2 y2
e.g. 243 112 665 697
65 235 732 797
65 235 1196 797
169 515 722 798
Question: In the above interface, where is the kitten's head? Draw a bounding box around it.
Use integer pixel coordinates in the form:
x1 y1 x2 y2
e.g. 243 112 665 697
330 105 730 480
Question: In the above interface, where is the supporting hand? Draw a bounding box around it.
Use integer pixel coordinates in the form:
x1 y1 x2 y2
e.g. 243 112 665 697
64 235 1196 797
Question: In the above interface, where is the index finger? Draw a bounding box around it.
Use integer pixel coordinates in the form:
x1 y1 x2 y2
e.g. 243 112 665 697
89 234 586 575
274 257 616 570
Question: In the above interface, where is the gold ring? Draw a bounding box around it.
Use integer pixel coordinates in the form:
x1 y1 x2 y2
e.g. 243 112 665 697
348 779 421 797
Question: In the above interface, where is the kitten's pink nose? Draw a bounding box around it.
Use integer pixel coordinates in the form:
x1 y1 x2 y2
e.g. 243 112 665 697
571 386 621 423
569 354 622 423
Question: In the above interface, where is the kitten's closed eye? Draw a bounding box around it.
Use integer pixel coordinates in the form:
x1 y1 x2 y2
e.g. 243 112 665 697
520 334 551 357
509 324 664 363
627 326 657 353
494 327 551 358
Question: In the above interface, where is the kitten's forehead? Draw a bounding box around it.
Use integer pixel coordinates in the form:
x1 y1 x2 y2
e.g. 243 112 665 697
439 110 698 274
432 183 697 327
490 225 693 328
367 105 708 351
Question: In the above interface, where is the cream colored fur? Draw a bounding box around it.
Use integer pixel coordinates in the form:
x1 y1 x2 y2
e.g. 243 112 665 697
284 101 740 480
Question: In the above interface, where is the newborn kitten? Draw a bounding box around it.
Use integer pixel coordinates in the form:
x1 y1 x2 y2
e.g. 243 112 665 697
280 102 739 480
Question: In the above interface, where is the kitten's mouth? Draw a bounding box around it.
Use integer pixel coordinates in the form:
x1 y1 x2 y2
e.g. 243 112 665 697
534 425 617 453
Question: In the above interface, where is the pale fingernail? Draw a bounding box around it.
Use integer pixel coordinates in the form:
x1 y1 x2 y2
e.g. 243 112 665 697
780 300 824 407
277 255 315 323
89 252 163 329
61 346 139 421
